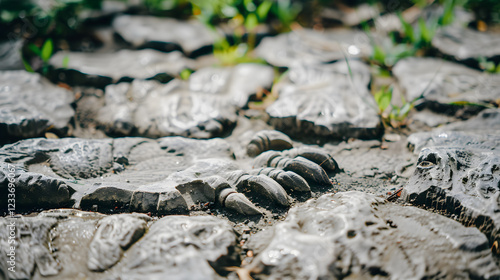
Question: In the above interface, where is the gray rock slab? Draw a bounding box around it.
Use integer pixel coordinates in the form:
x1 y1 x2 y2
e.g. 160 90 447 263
0 137 225 213
0 210 235 279
320 4 381 26
0 133 337 215
255 29 371 67
108 215 238 280
407 108 500 153
0 162 75 210
0 71 74 139
0 40 24 70
87 213 151 271
266 60 382 139
0 215 59 279
50 49 193 87
113 15 215 56
433 26 500 62
403 109 500 250
247 191 500 279
375 6 474 34
0 137 226 212
97 63 273 138
393 57 500 115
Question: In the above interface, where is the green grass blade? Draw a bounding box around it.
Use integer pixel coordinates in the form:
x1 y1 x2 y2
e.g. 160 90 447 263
41 39 53 62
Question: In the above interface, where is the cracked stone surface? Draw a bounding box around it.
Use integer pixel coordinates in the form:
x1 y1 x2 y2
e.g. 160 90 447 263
432 26 500 62
246 191 500 280
0 209 237 279
403 109 500 250
0 133 336 215
0 71 75 140
113 15 215 57
0 215 60 279
106 215 238 280
266 60 382 139
50 49 193 88
255 29 371 67
97 63 273 138
87 213 150 271
393 57 500 116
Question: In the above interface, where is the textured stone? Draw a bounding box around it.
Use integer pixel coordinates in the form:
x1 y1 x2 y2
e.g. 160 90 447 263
393 57 500 116
113 15 215 57
50 49 192 88
407 108 500 153
0 71 74 139
432 26 500 62
0 40 24 70
97 64 273 138
87 213 150 271
108 215 238 280
255 29 371 67
0 210 239 279
0 135 334 215
403 109 500 247
0 216 59 279
247 191 500 279
266 60 381 139
0 162 75 211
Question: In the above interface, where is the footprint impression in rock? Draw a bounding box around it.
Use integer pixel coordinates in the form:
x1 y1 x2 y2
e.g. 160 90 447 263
0 130 337 215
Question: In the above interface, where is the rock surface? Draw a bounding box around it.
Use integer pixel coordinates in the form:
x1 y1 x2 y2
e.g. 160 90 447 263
108 215 238 280
87 213 150 271
0 40 24 70
266 60 382 139
0 215 60 279
393 57 500 116
255 29 371 67
407 108 500 153
403 109 500 249
0 210 237 279
432 26 500 62
247 191 500 279
0 71 74 140
0 134 335 215
50 49 193 88
97 63 273 138
113 15 215 57
320 4 381 26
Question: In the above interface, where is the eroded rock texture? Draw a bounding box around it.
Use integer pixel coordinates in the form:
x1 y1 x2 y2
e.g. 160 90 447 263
403 109 500 248
0 71 74 140
255 29 371 67
0 134 335 215
432 26 500 62
247 191 500 279
87 213 151 271
0 210 237 279
113 15 215 57
0 40 24 70
97 63 273 138
266 60 381 139
50 49 192 88
108 215 238 280
0 215 60 279
393 57 500 116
